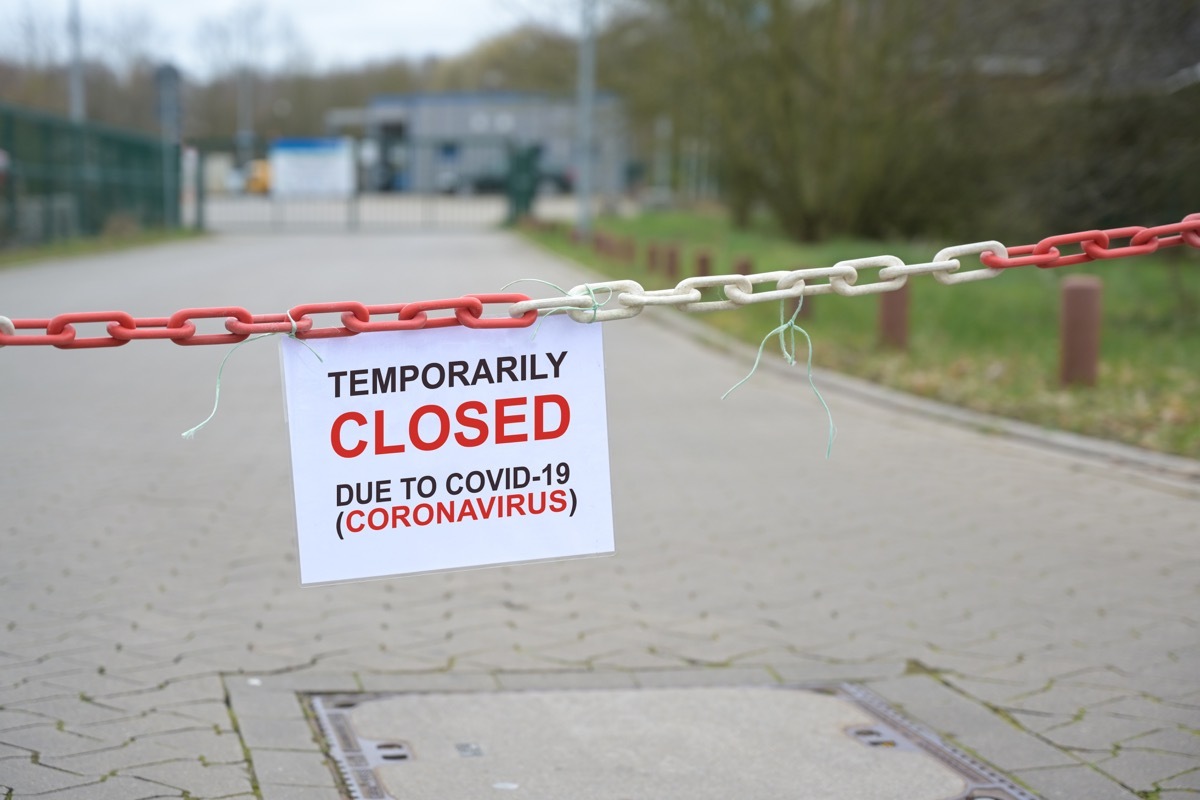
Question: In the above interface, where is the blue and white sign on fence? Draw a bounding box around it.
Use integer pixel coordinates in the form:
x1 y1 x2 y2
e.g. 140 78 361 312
270 138 356 198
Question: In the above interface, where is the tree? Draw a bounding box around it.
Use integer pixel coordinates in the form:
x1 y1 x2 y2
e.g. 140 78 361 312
426 24 577 92
646 0 983 239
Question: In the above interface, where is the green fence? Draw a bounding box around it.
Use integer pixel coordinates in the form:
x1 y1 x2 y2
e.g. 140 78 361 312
0 101 179 249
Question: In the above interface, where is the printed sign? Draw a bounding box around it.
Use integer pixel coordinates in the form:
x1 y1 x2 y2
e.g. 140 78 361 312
270 138 356 198
280 316 613 584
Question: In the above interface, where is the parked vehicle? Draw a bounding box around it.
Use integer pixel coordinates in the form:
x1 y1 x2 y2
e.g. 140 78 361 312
244 160 271 194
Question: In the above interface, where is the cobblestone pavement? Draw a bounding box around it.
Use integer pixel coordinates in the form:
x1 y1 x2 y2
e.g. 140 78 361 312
1 233 1197 799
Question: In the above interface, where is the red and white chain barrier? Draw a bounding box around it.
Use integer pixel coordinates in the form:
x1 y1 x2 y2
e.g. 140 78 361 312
1 213 1196 350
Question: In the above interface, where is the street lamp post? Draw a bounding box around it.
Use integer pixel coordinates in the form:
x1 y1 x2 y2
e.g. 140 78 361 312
68 0 86 123
575 0 596 236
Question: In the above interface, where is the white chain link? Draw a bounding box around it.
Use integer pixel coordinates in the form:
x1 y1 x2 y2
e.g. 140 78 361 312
512 241 1009 321
567 280 645 322
828 256 907 296
622 285 703 309
931 242 1007 285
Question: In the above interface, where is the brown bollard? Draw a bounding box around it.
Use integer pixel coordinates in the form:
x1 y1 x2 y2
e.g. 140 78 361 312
1060 275 1103 387
695 250 712 277
665 245 680 281
878 283 909 350
624 238 637 264
647 243 659 272
570 228 583 245
734 256 753 275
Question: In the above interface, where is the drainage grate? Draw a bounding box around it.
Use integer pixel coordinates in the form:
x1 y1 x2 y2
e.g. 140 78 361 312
308 684 1041 800
836 684 1042 800
309 695 409 800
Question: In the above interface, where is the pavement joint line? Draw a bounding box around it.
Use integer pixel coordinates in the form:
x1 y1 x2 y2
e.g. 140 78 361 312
927 672 1112 773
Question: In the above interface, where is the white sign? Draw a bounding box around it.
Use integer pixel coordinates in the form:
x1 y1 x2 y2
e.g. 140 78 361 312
270 138 356 198
280 316 614 585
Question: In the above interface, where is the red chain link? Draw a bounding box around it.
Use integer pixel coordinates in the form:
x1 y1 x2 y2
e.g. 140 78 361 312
168 307 254 346
397 297 484 330
459 293 540 329
0 295 536 349
288 302 370 340
981 212 1200 269
47 311 138 349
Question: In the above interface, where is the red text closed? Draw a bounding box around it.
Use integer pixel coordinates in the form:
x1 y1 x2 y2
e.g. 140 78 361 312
330 394 571 458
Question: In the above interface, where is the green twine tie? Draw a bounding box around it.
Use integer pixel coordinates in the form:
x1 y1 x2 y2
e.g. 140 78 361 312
722 296 837 459
181 314 323 440
500 278 610 338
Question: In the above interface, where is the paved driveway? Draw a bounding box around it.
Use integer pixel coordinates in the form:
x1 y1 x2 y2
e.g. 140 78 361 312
1 232 1197 799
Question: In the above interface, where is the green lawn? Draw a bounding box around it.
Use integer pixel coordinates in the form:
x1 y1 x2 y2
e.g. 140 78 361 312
0 228 206 271
523 211 1200 458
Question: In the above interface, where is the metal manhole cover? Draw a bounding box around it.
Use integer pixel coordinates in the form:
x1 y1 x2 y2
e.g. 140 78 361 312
308 684 1039 800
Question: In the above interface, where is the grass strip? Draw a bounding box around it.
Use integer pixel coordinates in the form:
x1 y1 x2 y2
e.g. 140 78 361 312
0 228 207 271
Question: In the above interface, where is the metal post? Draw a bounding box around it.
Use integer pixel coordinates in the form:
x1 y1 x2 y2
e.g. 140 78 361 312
1 111 15 245
419 141 433 228
682 140 697 202
43 121 55 242
347 140 359 232
194 152 206 232
66 0 86 236
155 64 182 229
70 115 86 236
652 115 672 207
68 0 86 123
159 142 173 229
235 68 254 168
575 0 596 236
1061 275 1102 387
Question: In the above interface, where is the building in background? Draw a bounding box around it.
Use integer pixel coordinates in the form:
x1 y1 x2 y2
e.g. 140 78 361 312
326 92 627 196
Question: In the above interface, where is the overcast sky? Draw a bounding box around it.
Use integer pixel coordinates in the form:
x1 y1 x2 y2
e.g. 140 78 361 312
6 0 580 76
